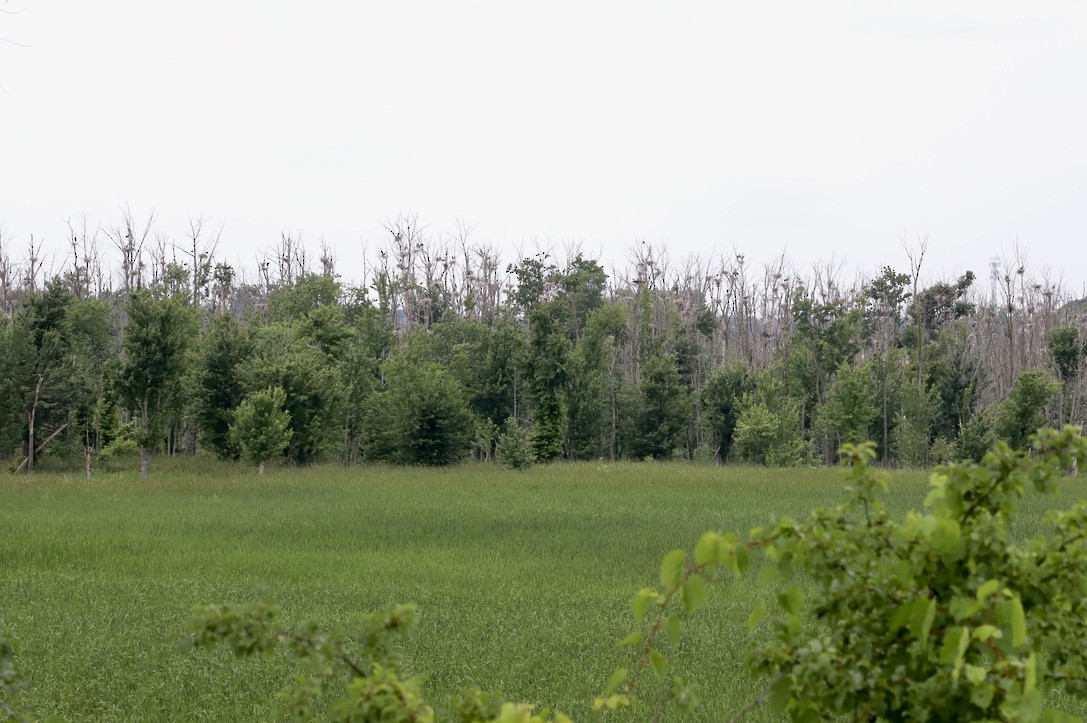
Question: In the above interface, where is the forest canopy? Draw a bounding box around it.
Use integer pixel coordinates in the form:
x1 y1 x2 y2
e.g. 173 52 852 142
0 217 1084 474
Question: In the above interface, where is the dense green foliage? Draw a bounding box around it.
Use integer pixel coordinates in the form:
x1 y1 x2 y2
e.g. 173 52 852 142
119 290 198 475
364 350 475 466
0 240 1083 472
995 370 1062 451
231 387 292 473
1 634 27 721
497 417 535 470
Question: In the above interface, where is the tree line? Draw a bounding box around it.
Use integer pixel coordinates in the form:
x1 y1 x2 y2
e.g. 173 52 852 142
0 214 1084 474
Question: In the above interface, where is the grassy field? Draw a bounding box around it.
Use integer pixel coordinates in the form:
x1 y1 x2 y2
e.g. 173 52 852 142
1 459 1085 721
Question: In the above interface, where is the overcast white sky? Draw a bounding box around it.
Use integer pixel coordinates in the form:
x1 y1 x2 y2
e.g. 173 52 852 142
2 1 1086 294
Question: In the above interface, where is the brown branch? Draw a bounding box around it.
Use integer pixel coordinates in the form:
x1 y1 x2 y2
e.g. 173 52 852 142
337 652 367 679
278 630 368 679
728 674 785 723
35 422 68 453
649 678 671 723
11 423 69 473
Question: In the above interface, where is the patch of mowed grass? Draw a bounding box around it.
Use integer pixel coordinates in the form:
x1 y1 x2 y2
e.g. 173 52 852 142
1 460 1083 721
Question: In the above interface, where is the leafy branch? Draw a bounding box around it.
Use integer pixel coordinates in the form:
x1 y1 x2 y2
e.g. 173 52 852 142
600 428 1087 721
1 634 29 722
185 599 572 722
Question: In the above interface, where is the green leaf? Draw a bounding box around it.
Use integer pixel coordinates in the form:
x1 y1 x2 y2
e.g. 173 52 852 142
778 586 803 616
890 600 918 632
694 533 720 566
593 694 630 711
950 596 979 622
682 575 707 615
1016 689 1043 721
631 588 654 623
940 626 970 680
1025 652 1037 693
666 615 682 646
660 549 686 588
721 543 739 576
616 632 642 648
605 668 627 695
756 564 780 587
976 579 1000 604
649 651 667 680
931 517 961 556
748 602 767 632
734 544 751 575
1009 597 1027 648
768 675 792 715
970 683 995 710
965 664 987 685
910 598 936 646
998 597 1027 647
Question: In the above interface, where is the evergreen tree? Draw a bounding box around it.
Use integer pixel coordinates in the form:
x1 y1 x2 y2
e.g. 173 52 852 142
497 416 535 470
194 313 252 460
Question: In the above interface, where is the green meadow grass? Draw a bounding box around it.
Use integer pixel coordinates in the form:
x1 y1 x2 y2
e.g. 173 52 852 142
1 459 1084 721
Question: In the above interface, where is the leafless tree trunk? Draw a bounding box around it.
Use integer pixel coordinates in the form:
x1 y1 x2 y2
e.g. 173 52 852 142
902 232 928 386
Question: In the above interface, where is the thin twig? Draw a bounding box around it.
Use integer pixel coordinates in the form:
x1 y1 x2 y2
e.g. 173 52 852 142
649 676 670 723
728 674 785 723
278 630 368 679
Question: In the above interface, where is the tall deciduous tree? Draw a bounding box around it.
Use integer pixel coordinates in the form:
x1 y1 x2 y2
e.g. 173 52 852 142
243 322 345 465
626 354 692 460
527 303 570 462
119 290 197 475
819 361 879 454
701 362 755 462
65 296 115 477
364 348 474 466
10 280 74 472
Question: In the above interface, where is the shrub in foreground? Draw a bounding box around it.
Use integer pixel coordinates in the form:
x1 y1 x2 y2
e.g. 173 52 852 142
1 634 28 722
604 426 1087 721
184 602 569 722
